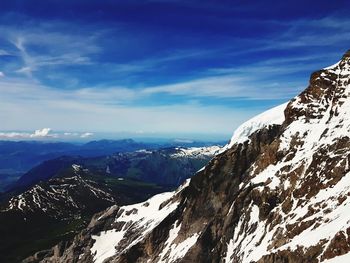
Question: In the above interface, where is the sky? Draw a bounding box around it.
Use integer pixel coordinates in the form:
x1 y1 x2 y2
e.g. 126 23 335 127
0 0 350 141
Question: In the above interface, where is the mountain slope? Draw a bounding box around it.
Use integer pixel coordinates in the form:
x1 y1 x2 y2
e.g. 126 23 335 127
0 164 169 263
33 50 350 263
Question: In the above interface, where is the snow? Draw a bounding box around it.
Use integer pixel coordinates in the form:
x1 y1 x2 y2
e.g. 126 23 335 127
323 60 341 70
226 102 288 149
117 191 179 228
91 229 126 263
171 146 221 158
225 204 260 262
323 252 350 263
17 195 26 211
158 221 182 262
196 166 205 173
136 149 153 154
72 164 81 172
275 171 350 252
164 233 200 262
158 220 200 263
224 239 235 263
249 204 260 224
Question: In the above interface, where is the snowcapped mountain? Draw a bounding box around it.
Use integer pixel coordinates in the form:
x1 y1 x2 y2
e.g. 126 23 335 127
0 164 170 263
169 146 221 158
30 50 350 263
2 165 116 216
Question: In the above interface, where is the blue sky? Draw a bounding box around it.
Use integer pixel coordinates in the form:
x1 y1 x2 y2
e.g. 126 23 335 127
0 0 350 141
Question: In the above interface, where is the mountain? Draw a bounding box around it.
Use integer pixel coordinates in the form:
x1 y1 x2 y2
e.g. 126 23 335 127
0 164 170 263
0 145 219 262
78 139 150 156
8 146 220 192
0 139 146 191
0 139 222 191
32 50 350 263
82 146 221 187
0 139 168 189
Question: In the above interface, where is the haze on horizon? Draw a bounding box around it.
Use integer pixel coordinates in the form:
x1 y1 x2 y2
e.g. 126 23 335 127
1 0 350 141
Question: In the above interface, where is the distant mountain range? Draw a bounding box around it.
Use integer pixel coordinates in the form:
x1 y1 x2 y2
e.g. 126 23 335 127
0 139 224 191
0 145 220 262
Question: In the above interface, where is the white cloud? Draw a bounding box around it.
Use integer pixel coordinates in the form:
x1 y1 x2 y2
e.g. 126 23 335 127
142 74 300 100
0 128 54 139
0 132 26 138
80 132 94 138
0 72 4 77
31 128 52 137
0 128 97 140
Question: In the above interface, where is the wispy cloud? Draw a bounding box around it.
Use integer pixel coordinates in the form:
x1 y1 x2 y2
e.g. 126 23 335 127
241 16 350 51
0 12 349 138
0 128 95 140
111 48 220 75
0 22 100 77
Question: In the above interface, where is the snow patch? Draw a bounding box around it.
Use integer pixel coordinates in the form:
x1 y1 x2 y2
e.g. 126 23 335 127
226 102 288 149
91 229 126 263
171 146 221 158
158 220 200 263
323 252 350 263
72 164 81 172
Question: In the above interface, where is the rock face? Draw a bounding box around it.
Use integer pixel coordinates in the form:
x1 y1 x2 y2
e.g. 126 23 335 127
35 50 350 263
